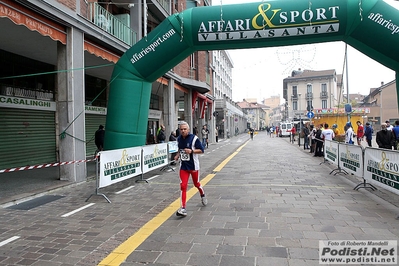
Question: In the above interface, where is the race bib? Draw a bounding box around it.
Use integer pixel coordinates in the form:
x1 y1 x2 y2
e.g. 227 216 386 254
180 149 190 161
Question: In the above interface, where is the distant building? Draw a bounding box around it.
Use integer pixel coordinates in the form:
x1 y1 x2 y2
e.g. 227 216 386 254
283 69 342 122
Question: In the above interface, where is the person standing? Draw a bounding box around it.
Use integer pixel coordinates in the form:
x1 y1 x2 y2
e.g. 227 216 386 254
321 123 335 141
290 126 296 142
303 124 310 149
201 125 209 148
169 131 178 165
157 125 166 143
392 120 399 150
174 121 207 217
364 122 373 147
386 120 393 131
345 122 354 145
356 121 364 145
95 125 105 152
215 126 219 143
376 123 395 150
308 125 316 153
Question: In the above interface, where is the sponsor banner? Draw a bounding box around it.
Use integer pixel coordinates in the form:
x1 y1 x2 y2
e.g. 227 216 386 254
319 240 397 264
142 143 168 173
324 140 338 165
364 148 399 195
339 143 363 177
99 147 142 188
168 141 178 153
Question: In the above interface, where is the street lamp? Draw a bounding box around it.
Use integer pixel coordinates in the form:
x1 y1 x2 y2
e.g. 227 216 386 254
298 93 302 147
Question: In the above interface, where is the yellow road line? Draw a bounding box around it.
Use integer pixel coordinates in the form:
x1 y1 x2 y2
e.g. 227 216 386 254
98 141 249 265
213 140 249 172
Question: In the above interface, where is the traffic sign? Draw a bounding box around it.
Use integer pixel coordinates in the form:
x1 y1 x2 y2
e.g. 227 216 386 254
307 111 315 119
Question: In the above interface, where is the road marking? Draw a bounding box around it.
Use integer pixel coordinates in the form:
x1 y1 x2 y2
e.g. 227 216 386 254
61 203 95 218
146 175 159 181
0 236 20 247
98 141 249 266
115 186 135 194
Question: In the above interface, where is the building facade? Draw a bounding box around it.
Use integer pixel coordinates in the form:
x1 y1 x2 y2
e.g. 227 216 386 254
0 0 214 182
282 69 342 122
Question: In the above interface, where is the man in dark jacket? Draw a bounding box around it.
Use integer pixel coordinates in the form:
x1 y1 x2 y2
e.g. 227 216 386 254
95 125 105 151
376 123 395 150
363 122 373 147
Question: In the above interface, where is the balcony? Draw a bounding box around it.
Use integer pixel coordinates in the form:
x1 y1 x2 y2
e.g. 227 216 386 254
320 91 328 99
88 2 137 46
291 94 298 100
306 92 313 99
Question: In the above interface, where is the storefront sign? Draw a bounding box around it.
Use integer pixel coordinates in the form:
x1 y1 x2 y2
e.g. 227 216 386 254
0 96 56 111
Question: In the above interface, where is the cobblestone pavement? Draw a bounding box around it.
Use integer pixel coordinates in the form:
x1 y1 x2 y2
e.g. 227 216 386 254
0 132 398 266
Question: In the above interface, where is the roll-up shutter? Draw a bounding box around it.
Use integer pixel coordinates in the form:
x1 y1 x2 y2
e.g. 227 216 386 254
85 114 106 157
0 108 56 169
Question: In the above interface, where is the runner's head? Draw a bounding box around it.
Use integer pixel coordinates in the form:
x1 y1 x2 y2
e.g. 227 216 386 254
179 121 190 137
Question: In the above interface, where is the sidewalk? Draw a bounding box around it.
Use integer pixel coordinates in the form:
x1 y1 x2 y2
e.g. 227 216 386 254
0 132 398 266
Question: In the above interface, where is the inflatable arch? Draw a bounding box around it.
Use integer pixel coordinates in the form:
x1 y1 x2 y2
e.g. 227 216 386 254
104 0 399 150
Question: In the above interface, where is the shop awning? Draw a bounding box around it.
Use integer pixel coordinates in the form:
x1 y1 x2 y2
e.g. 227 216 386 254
0 0 67 44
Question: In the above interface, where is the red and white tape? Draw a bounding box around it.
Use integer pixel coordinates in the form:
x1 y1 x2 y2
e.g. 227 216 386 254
0 156 98 174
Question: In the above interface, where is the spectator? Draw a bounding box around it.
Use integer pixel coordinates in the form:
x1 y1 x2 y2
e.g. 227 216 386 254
201 125 209 148
376 123 395 150
157 125 166 143
345 122 354 145
364 122 373 147
169 131 178 165
356 121 364 145
392 120 399 150
386 120 393 131
95 125 105 152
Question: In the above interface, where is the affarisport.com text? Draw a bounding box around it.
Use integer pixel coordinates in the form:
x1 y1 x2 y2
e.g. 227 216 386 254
319 240 397 264
130 28 176 64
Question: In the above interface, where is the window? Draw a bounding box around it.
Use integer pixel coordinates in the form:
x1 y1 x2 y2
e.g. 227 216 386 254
321 83 327 92
293 101 298 110
307 84 312 93
292 86 297 96
322 100 327 109
190 54 195 69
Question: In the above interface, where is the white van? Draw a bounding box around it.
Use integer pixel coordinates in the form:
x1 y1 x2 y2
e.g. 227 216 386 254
279 122 293 137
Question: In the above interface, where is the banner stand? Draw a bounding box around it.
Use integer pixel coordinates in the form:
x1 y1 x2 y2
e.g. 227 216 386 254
160 143 175 172
354 179 377 191
136 149 148 183
86 154 112 203
320 147 331 165
354 149 377 191
329 144 348 176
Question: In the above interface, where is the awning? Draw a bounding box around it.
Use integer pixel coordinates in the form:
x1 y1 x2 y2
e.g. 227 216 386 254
0 0 67 44
178 77 210 94
84 40 120 63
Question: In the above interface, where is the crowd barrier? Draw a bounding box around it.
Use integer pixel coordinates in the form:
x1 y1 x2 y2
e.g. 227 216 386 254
86 141 178 203
324 140 399 195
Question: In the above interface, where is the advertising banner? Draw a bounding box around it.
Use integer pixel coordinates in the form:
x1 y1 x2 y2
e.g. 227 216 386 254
99 147 142 188
142 143 168 173
168 141 178 154
364 148 399 195
339 144 364 177
324 140 339 165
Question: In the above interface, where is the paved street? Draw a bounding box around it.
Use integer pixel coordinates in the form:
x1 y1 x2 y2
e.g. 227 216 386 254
0 132 398 266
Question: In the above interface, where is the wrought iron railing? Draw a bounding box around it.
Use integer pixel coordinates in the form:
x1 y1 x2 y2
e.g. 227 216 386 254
88 2 137 46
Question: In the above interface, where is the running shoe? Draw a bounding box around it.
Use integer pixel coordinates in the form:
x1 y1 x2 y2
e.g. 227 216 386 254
201 195 207 206
176 208 187 217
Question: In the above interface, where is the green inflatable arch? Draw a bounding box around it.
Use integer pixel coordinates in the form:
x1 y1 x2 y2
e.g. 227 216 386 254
104 0 399 150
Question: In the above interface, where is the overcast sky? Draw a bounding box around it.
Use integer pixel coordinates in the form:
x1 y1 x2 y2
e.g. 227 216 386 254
211 0 398 103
